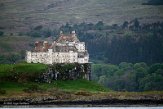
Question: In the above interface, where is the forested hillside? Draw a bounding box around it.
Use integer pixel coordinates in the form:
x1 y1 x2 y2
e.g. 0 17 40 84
59 20 163 64
0 0 163 34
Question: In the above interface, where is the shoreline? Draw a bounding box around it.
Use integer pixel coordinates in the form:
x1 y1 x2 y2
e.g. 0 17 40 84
1 98 163 107
1 90 163 107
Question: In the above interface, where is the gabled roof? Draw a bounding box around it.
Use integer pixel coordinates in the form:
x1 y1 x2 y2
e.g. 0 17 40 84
33 31 80 52
34 41 51 52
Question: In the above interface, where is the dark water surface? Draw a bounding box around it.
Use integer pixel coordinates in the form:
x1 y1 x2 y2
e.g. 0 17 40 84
1 106 163 109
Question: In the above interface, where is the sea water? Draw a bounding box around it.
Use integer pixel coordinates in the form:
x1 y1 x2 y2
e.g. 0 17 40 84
1 107 163 109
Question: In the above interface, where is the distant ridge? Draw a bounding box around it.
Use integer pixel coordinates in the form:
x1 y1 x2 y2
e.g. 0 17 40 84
0 0 163 33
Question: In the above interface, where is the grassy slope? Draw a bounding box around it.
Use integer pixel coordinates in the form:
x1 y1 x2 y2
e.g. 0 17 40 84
0 0 163 33
51 79 108 92
0 63 48 77
1 81 163 101
0 80 108 96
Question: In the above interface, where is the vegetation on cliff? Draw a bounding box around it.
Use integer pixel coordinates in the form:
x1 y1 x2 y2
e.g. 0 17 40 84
0 63 107 96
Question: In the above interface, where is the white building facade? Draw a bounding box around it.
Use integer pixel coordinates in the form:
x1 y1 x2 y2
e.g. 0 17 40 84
26 31 89 64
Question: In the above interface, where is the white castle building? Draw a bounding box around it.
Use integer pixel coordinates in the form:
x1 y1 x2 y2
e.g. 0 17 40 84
26 31 89 64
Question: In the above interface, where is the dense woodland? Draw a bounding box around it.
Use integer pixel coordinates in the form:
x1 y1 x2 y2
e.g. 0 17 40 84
92 62 163 91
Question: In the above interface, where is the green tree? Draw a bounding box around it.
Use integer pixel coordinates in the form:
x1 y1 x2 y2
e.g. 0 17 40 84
95 21 104 30
98 75 108 87
149 63 163 74
139 73 163 91
122 21 129 29
119 62 133 70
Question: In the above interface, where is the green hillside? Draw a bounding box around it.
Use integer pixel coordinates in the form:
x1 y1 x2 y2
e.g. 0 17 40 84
0 0 163 33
